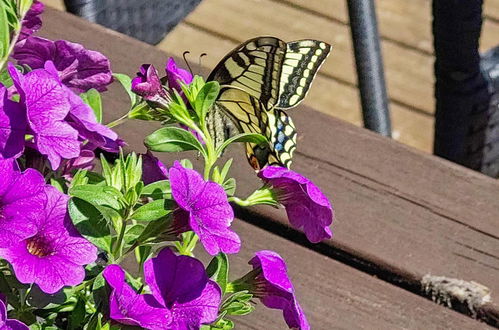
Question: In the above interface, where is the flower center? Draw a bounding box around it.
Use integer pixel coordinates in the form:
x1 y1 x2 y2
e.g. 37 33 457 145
26 235 55 258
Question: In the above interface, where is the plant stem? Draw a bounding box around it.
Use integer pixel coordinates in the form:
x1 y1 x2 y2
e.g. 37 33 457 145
106 113 129 128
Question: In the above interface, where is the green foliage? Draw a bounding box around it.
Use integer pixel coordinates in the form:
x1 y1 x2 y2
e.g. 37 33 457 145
112 73 137 106
206 253 229 294
80 89 103 123
145 126 205 155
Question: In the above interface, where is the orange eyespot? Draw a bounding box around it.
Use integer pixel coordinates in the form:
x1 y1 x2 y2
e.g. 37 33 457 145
249 155 261 171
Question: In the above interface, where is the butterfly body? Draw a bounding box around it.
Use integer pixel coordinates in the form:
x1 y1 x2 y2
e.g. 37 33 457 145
206 36 331 170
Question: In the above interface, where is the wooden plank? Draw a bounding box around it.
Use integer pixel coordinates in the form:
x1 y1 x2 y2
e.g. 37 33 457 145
280 0 499 54
39 9 493 328
160 23 434 152
184 0 436 116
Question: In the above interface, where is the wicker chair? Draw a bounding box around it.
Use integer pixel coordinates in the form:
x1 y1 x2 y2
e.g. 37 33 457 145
63 0 201 45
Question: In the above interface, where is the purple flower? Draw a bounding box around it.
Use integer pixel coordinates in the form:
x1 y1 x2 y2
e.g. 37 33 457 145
258 166 333 243
18 0 44 41
131 64 164 101
103 264 172 329
64 84 119 151
13 37 113 92
0 84 26 159
0 299 28 329
141 151 168 185
169 161 240 255
144 248 221 328
243 250 309 330
165 58 192 94
61 149 95 179
8 63 80 169
0 186 97 294
0 158 45 248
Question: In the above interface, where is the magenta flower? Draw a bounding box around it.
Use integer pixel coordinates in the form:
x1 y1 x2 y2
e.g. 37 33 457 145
239 250 309 330
258 166 333 243
8 62 80 169
165 58 192 94
0 84 26 159
13 36 113 92
131 64 165 101
141 151 168 185
0 158 45 248
0 186 97 294
144 248 222 328
64 84 119 152
169 161 240 255
0 299 28 329
18 0 44 41
103 264 172 329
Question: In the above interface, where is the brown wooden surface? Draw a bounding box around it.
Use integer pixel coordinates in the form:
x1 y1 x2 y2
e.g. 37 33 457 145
40 6 499 328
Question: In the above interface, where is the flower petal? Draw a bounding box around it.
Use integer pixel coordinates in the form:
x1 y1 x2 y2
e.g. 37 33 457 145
103 264 171 329
0 85 26 159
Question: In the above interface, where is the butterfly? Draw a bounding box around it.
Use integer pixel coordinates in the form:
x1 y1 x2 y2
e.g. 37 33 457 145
206 36 331 170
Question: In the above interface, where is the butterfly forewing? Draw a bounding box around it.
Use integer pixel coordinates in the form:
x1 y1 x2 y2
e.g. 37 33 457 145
277 40 331 109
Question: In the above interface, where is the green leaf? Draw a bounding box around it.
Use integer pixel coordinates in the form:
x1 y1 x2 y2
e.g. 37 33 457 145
206 253 229 293
131 199 174 221
80 89 103 123
223 177 236 196
145 126 205 154
50 177 66 193
141 180 171 199
220 158 233 182
68 198 112 252
221 291 255 316
128 101 155 121
194 81 219 120
134 214 173 245
113 73 136 106
68 295 86 329
216 133 267 156
0 67 12 87
70 185 123 211
0 2 10 60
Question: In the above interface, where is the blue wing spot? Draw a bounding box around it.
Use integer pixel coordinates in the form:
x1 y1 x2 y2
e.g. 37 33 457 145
275 143 283 151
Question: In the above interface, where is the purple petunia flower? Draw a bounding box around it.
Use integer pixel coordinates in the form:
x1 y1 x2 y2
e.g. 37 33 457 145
141 151 168 185
103 264 172 329
131 64 165 101
18 0 44 41
144 248 222 328
0 186 97 294
0 158 45 248
169 161 240 255
64 83 119 152
258 166 333 243
13 36 113 92
8 62 80 169
0 84 26 160
0 299 28 329
241 250 309 330
165 57 192 94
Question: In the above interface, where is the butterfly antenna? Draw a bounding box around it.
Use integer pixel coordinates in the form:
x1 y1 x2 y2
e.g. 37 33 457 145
198 53 207 73
182 51 194 76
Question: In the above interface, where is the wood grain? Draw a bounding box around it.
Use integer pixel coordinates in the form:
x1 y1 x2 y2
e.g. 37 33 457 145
279 0 499 54
40 7 499 326
159 23 434 152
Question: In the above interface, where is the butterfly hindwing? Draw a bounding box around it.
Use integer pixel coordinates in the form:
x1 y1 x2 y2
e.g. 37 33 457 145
209 87 296 170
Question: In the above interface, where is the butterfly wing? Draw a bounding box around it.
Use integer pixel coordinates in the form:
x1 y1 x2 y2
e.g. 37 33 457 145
208 87 296 170
208 36 331 110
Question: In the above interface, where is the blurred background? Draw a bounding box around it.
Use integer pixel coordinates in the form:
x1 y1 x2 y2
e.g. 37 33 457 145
44 0 499 164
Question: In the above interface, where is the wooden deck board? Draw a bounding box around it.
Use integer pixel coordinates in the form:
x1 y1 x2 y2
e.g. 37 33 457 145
159 24 434 152
281 0 499 54
41 7 499 326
